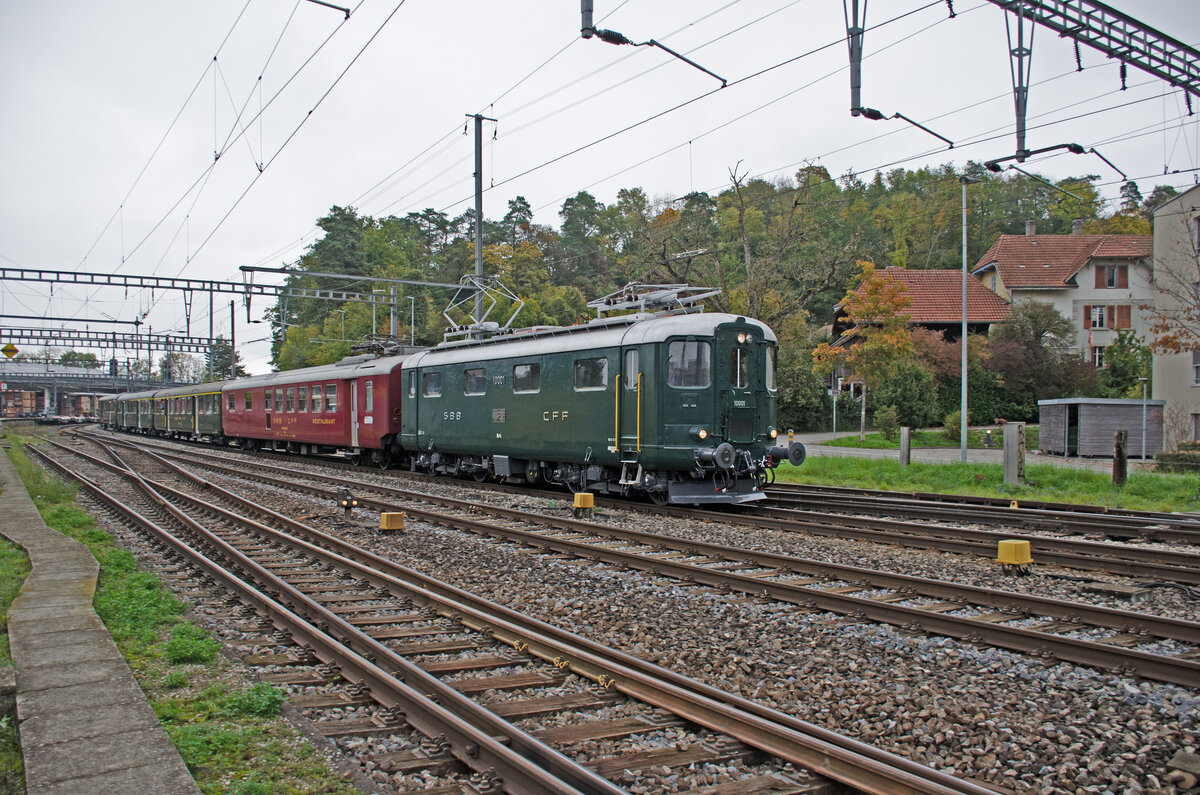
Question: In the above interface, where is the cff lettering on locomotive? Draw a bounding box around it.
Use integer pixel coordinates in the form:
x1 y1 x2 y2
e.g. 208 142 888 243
100 305 804 506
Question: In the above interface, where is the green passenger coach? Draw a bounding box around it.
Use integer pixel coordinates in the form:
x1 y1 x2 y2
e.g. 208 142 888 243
400 311 803 504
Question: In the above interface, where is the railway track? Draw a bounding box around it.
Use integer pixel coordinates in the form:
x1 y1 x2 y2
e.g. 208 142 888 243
32 436 998 795
74 434 1200 688
762 483 1200 545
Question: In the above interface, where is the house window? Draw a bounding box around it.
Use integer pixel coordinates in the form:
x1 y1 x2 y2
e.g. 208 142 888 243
1192 217 1200 253
1096 265 1128 288
1193 413 1200 442
1089 306 1107 329
1193 352 1200 386
1092 346 1106 367
989 274 997 292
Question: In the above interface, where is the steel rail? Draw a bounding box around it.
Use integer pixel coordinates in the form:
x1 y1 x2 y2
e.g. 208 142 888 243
93 437 1200 688
762 487 1200 544
29 444 620 795
56 435 998 795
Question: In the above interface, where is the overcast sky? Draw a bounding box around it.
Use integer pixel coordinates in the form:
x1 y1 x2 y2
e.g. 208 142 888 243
1 0 1197 374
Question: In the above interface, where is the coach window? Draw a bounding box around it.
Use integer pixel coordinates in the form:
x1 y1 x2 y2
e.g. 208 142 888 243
729 347 747 389
285 388 295 412
245 391 253 411
227 392 236 411
513 363 540 394
464 368 486 395
365 381 374 412
624 350 639 389
311 385 322 412
667 341 711 388
264 390 272 412
765 347 777 391
574 357 608 391
298 386 308 412
325 384 337 412
275 388 284 413
423 372 442 397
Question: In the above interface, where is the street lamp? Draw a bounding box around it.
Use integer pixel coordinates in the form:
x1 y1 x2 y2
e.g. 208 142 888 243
1139 376 1148 460
408 296 416 343
960 175 980 464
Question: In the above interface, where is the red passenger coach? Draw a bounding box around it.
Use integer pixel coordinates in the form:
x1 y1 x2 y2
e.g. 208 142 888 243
220 354 409 465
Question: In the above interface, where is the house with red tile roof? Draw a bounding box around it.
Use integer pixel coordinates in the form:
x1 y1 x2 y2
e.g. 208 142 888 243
970 224 1152 367
830 266 1011 342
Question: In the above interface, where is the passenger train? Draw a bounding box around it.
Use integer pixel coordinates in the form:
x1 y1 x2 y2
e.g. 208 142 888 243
99 310 804 504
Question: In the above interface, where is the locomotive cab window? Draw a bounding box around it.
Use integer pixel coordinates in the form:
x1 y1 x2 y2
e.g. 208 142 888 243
574 357 608 391
298 386 308 412
325 384 337 412
624 350 639 389
667 341 711 388
423 372 442 397
765 347 777 391
311 385 322 412
730 347 748 389
513 363 541 394
464 368 487 395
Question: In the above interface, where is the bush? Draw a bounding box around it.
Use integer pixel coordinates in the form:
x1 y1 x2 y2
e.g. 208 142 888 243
873 405 899 441
223 683 285 718
943 410 964 440
871 363 937 429
165 623 220 665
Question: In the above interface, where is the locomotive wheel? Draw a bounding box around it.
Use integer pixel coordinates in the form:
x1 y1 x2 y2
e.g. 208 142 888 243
648 489 669 506
472 469 488 483
378 450 392 470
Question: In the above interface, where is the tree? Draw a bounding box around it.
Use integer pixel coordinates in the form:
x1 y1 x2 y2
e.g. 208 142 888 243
871 362 938 429
206 336 248 380
1144 212 1200 355
811 262 914 438
58 351 100 368
986 302 1097 404
1099 330 1151 399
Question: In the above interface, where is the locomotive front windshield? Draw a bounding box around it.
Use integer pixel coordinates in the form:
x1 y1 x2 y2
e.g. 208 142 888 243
667 340 711 388
765 347 776 391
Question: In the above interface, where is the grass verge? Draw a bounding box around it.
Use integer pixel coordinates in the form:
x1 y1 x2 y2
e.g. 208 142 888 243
774 454 1200 512
4 436 357 794
826 426 1041 449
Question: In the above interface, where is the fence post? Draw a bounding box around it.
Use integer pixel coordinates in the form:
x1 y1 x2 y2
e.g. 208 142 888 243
1003 422 1026 486
1113 429 1128 487
899 427 911 467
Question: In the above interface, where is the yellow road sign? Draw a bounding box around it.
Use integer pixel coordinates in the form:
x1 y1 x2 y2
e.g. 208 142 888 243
1 344 17 359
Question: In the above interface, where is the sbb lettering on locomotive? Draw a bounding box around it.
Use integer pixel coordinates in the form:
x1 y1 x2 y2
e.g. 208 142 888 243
443 411 462 421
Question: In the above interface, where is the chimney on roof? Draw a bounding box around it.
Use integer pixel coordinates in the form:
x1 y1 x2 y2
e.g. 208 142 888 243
1025 220 1037 236
1072 218 1084 235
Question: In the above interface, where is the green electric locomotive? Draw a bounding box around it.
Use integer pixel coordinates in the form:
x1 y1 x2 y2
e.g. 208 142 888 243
399 310 803 504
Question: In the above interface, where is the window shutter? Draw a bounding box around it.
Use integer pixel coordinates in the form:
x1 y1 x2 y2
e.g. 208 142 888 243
1083 305 1091 330
1117 305 1131 328
1117 265 1128 288
1094 268 1105 288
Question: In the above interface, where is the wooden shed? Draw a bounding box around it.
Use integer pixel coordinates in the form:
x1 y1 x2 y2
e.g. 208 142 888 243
1038 397 1164 457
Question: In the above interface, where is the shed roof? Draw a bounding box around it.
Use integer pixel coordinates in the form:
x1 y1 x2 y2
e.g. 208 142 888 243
971 234 1151 289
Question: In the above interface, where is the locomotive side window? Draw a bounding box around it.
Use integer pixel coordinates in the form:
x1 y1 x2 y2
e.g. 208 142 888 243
624 350 638 389
298 386 308 412
286 387 295 412
464 368 487 395
311 385 322 412
264 390 272 411
574 357 608 391
667 341 711 388
423 372 442 397
513 363 540 394
325 384 337 412
765 348 777 391
245 391 253 410
730 347 748 389
365 381 374 412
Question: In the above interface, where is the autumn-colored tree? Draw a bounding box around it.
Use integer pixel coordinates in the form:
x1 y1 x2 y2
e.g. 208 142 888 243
1143 212 1200 354
811 262 914 438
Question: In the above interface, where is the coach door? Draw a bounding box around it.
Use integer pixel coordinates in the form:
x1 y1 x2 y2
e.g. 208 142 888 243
715 326 756 443
617 348 641 457
350 380 359 447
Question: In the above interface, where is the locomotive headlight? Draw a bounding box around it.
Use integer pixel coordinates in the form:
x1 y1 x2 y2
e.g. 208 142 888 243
769 427 778 439
737 333 746 343
690 426 709 441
